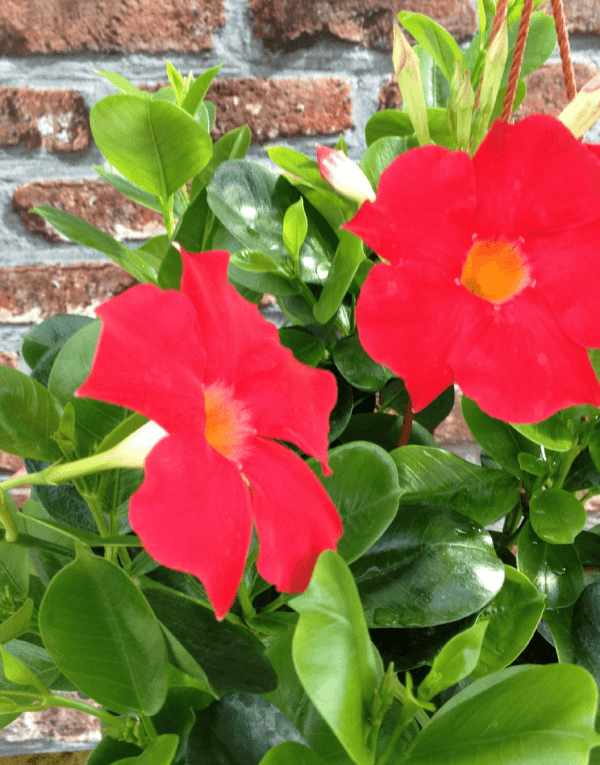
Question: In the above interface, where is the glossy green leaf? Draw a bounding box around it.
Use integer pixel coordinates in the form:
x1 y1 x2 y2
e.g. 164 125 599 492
517 521 583 608
283 198 308 261
542 605 574 664
21 315 93 372
290 550 379 765
278 328 325 368
328 370 353 442
351 503 504 627
333 335 393 392
90 95 212 199
398 11 466 84
307 442 400 564
313 231 365 325
406 664 600 763
390 446 521 526
511 413 574 452
48 320 100 405
529 489 586 545
0 367 62 461
471 565 545 678
207 161 334 285
93 162 162 213
359 137 404 190
39 547 169 715
337 413 437 451
142 584 277 696
192 124 252 191
571 580 600 689
29 207 158 283
418 621 488 701
414 385 455 431
259 742 327 765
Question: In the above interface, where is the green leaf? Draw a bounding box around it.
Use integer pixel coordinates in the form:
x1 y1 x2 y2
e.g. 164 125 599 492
398 11 466 84
313 231 365 325
48 320 100 405
0 367 62 461
418 621 488 701
283 198 308 261
21 315 93 372
351 503 504 627
359 137 404 191
471 564 545 678
0 645 49 694
267 147 330 190
180 63 223 116
142 584 277 696
207 161 335 285
529 489 586 545
415 44 452 108
337 412 437 451
0 599 33 644
511 413 574 453
90 95 212 199
571 580 600 690
517 521 583 608
390 445 521 526
307 442 400 564
136 734 179 765
278 328 325 367
259 743 327 765
414 385 455 431
290 550 379 765
406 664 600 763
333 335 393 392
542 605 574 664
94 162 162 213
94 70 150 98
39 547 169 715
502 12 557 86
0 639 60 692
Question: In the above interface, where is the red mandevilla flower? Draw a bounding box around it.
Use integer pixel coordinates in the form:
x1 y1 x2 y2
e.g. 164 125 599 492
77 250 342 619
345 115 600 423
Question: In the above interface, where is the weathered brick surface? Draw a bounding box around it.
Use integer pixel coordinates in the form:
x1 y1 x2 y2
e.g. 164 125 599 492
0 88 90 152
0 262 136 324
0 353 24 473
208 77 353 141
379 76 402 111
515 62 599 120
251 0 477 49
13 180 165 243
0 0 224 55
563 0 600 34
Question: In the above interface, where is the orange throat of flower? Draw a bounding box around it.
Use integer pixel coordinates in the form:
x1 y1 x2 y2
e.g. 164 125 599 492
461 239 529 304
204 386 254 465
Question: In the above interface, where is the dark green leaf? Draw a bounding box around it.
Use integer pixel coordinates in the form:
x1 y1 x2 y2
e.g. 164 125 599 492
517 521 583 608
278 328 325 367
571 580 600 690
351 503 504 627
22 315 93 371
542 605 574 664
39 548 169 715
328 369 353 443
390 445 521 526
333 335 393 392
337 412 436 451
414 385 455 431
529 489 586 545
259 743 327 765
47 320 100 405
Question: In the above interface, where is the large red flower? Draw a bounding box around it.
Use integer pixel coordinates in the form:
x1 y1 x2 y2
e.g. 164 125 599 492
345 115 600 423
77 250 342 619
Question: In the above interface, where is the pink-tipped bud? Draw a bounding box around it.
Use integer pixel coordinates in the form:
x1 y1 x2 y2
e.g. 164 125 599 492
316 145 376 205
559 73 600 139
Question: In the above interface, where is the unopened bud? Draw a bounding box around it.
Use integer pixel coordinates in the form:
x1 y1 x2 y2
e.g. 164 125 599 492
103 420 168 469
471 18 509 151
559 74 600 139
316 145 376 204
448 61 475 151
392 22 431 147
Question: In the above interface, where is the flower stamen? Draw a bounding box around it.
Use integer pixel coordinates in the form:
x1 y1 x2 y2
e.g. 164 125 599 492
204 386 254 464
461 240 529 303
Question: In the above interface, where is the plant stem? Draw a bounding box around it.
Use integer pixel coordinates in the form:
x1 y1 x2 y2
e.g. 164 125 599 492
376 700 420 765
552 442 582 491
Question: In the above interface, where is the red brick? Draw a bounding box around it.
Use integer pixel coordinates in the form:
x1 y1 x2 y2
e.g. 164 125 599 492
0 353 25 473
207 77 353 141
13 180 165 243
0 262 136 324
515 62 599 120
564 0 600 34
0 0 224 55
250 0 477 49
379 76 402 111
0 88 90 152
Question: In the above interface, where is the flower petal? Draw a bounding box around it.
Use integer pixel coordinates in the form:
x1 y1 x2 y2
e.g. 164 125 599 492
355 260 465 411
77 285 207 433
129 432 253 620
180 250 284 386
450 291 600 423
473 115 600 241
523 219 600 350
242 437 343 593
343 144 476 273
235 360 338 469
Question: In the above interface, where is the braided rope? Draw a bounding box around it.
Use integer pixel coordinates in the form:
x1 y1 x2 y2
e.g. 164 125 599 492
550 0 577 102
501 0 535 121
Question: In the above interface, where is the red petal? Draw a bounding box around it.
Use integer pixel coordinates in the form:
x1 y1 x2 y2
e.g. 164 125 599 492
343 144 475 273
473 115 600 241
242 437 343 593
235 360 337 469
180 250 283 386
450 291 600 423
523 219 600 350
355 260 464 411
77 286 207 433
129 432 253 620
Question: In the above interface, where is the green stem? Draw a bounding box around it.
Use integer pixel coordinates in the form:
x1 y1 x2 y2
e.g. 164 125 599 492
376 700 419 765
3 691 121 731
140 714 158 740
236 576 256 620
552 442 582 491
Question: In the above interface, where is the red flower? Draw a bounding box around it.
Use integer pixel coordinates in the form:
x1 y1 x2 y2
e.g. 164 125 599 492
77 250 342 619
345 115 600 423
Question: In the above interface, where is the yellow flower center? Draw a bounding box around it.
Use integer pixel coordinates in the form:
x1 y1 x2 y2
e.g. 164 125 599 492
204 386 253 464
461 240 529 303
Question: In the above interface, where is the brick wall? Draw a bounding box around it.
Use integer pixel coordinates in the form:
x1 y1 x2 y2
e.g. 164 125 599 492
1 0 600 470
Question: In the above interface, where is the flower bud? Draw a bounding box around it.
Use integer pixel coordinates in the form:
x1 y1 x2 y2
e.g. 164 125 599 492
448 60 475 151
559 73 600 139
471 18 509 151
102 420 169 469
392 22 431 146
316 144 376 204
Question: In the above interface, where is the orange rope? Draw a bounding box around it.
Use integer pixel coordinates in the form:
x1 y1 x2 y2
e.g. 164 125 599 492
501 0 535 121
550 0 577 102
